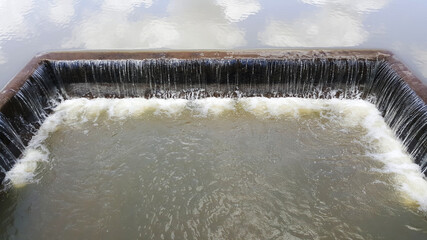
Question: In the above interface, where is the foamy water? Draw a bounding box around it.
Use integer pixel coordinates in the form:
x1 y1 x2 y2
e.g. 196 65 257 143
5 97 427 211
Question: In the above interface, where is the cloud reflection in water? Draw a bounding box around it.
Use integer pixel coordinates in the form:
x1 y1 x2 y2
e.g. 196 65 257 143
0 47 6 64
412 48 427 79
0 0 34 40
63 0 251 49
216 0 261 22
0 0 426 86
102 0 154 12
259 0 389 47
0 0 34 63
301 0 389 13
259 11 367 47
48 0 76 25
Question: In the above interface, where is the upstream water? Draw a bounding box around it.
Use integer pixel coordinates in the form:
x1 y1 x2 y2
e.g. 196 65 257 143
1 0 427 88
1 98 427 239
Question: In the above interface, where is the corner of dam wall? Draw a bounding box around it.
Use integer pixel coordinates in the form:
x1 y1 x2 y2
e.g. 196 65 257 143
0 50 425 185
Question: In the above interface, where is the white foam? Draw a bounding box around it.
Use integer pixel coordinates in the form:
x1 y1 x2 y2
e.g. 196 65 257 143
357 104 427 211
5 97 427 211
238 97 325 118
5 110 62 187
191 98 236 117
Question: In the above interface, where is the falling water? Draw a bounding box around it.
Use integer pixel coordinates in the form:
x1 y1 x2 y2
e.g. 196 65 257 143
0 62 63 186
368 64 427 170
53 59 374 99
0 57 426 184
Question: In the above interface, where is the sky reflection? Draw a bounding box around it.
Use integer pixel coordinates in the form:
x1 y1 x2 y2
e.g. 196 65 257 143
259 0 389 47
102 0 154 11
259 11 368 47
63 0 247 49
0 0 34 64
0 0 426 87
48 0 76 25
412 48 427 79
0 0 34 40
301 0 389 13
216 0 261 22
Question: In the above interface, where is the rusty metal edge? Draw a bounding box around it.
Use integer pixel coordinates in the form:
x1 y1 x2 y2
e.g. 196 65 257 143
1 49 426 111
387 54 427 104
0 57 44 110
37 49 393 61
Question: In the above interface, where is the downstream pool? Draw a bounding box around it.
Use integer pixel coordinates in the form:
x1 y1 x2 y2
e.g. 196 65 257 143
1 98 426 239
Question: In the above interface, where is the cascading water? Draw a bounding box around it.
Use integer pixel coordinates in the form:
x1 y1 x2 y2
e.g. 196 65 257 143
370 64 427 170
53 59 374 99
1 56 425 184
0 51 427 239
0 62 62 186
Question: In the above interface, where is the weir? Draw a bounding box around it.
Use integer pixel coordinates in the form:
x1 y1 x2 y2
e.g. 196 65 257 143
0 50 426 185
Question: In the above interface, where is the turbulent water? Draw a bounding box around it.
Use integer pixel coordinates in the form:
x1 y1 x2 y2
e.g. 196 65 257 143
1 97 427 239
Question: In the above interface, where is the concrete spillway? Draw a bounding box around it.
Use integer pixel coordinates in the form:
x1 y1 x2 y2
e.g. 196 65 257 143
0 50 426 184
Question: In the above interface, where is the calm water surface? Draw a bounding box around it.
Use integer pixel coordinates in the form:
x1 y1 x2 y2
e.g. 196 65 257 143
0 0 427 87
